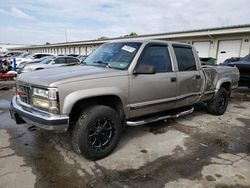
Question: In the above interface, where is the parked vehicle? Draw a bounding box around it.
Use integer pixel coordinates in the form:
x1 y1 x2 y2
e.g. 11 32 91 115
14 52 32 62
227 54 250 88
10 40 239 160
15 53 54 67
0 51 23 72
18 56 56 73
77 55 87 63
0 51 24 65
20 56 80 73
2 51 24 58
222 57 242 65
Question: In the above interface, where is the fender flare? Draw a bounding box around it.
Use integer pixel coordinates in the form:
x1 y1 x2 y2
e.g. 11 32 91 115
215 77 231 93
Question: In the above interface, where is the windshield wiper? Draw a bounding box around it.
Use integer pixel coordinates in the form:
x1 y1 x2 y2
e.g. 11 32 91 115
94 61 112 68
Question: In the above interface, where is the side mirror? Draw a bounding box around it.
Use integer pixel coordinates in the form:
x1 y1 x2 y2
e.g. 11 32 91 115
133 64 155 75
50 61 55 64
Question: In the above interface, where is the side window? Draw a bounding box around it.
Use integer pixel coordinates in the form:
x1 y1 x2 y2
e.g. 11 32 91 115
33 55 38 59
173 46 197 71
139 46 172 73
55 57 66 64
33 54 44 59
68 57 79 64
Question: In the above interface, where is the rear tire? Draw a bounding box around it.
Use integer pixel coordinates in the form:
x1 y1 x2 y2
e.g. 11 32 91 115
71 105 122 160
207 87 229 115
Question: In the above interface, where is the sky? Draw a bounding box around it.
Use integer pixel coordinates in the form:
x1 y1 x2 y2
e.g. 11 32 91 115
0 0 249 45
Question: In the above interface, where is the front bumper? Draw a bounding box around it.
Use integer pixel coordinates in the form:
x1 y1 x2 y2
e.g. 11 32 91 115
10 96 69 132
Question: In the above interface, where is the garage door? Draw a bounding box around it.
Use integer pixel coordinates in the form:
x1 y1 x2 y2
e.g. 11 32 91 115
217 40 242 64
193 41 211 58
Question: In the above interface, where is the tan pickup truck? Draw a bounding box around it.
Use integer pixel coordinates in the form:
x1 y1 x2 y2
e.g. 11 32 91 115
10 40 239 160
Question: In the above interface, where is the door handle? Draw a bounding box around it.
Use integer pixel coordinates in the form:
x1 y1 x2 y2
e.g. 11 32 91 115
195 75 201 79
170 77 177 82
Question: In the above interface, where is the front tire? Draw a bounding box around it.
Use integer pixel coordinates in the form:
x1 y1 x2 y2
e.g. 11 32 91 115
207 87 229 115
71 105 122 160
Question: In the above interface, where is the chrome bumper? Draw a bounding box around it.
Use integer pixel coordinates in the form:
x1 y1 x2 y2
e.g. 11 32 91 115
10 96 69 132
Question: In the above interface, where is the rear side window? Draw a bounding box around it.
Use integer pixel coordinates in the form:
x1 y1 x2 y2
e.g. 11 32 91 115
55 57 66 64
173 46 197 71
139 45 172 73
67 57 79 63
41 54 50 58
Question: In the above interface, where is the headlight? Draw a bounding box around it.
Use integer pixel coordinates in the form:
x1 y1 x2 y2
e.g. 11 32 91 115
32 97 50 109
32 87 59 112
33 88 58 100
33 88 48 98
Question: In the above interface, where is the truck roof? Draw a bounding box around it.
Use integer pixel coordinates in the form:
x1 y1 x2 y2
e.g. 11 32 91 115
106 39 192 47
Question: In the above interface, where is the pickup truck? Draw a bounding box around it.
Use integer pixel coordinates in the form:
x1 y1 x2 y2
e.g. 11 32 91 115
10 40 239 160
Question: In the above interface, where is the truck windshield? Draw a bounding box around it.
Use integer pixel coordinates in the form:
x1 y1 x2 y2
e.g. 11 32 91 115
83 42 142 70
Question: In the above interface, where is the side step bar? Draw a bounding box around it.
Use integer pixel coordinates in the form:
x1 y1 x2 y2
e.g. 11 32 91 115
126 107 194 126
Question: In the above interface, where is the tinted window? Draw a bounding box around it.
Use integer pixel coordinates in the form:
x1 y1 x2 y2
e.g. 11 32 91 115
40 57 56 64
174 46 197 71
67 57 79 63
139 45 172 73
55 57 66 64
33 54 42 59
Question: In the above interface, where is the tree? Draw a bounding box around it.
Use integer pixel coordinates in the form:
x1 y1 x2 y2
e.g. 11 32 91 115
45 42 50 45
97 36 109 40
123 32 138 38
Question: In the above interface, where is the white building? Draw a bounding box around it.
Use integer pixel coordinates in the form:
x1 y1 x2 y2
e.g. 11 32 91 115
8 24 250 64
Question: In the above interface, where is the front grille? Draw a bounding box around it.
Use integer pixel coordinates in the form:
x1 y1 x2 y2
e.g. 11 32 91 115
18 84 32 104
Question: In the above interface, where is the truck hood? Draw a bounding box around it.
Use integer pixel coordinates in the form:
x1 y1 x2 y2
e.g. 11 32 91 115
17 65 127 87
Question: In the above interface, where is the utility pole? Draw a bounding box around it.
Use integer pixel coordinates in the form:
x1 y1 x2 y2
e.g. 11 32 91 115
65 28 68 43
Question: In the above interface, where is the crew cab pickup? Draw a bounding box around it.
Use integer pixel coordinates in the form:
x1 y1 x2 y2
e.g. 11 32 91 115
10 40 239 160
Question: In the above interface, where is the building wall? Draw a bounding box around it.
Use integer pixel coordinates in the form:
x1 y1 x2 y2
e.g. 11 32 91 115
0 44 27 52
8 29 250 64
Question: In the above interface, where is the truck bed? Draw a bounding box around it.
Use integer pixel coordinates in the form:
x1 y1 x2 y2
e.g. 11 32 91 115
202 65 239 94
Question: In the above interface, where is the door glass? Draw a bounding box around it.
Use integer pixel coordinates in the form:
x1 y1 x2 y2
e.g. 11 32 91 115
139 46 172 73
55 57 65 64
67 57 78 64
173 47 197 71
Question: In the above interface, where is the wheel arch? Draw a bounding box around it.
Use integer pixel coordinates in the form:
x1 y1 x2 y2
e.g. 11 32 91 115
68 95 125 126
35 68 44 70
216 78 232 93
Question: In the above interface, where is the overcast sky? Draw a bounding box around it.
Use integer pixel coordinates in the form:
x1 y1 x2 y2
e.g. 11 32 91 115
0 0 249 45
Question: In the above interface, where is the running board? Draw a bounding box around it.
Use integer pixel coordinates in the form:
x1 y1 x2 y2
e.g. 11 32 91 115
126 107 194 126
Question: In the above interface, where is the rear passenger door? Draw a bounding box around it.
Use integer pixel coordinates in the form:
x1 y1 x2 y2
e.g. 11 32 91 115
173 44 203 107
129 43 177 118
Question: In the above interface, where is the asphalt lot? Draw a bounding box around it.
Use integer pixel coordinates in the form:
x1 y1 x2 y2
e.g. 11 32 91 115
0 88 250 188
